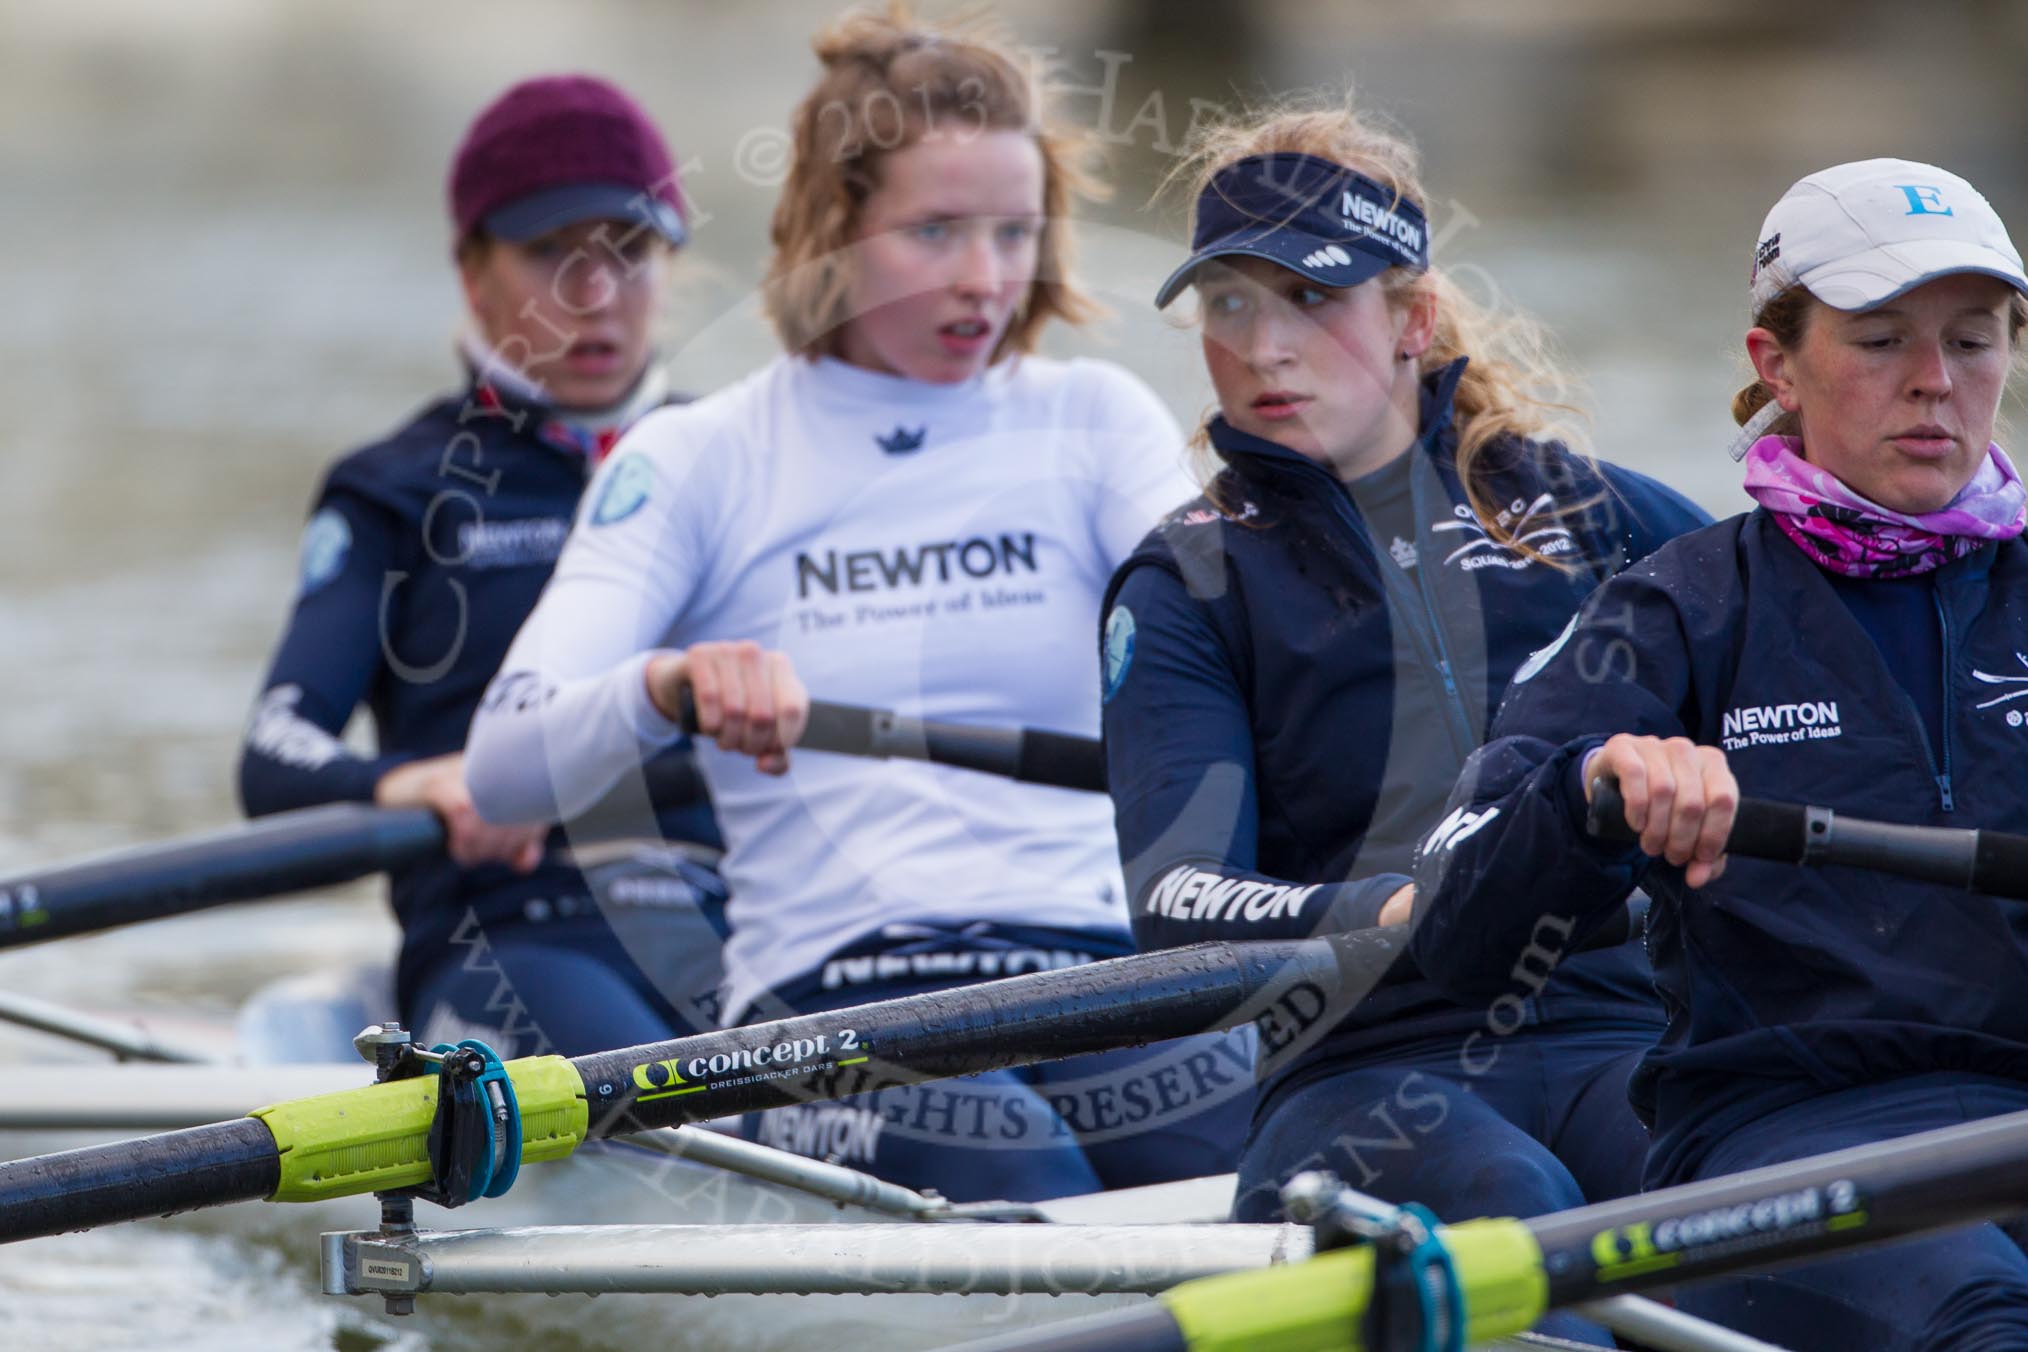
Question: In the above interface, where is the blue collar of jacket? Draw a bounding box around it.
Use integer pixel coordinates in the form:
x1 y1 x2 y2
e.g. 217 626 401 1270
1204 355 1470 486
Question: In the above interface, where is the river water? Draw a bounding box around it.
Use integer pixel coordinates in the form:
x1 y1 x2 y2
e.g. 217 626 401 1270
2 2 2024 1348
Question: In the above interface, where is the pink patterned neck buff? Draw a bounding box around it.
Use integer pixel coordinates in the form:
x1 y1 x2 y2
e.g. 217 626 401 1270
1741 434 2027 578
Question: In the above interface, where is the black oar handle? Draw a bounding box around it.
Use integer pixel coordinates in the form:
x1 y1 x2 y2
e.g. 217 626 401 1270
678 689 1106 793
1587 775 2028 901
1586 777 1807 861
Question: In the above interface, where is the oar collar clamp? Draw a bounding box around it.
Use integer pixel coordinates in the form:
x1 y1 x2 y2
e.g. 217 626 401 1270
410 1039 523 1207
1286 1172 1467 1352
1359 1201 1465 1352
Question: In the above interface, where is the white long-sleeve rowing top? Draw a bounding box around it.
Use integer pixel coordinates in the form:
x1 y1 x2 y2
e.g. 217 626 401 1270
465 352 1192 1022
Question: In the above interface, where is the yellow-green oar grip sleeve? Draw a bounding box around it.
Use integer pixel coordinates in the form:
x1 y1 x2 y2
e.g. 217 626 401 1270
1164 1246 1377 1352
253 1055 588 1203
1160 1218 1544 1352
1444 1219 1549 1344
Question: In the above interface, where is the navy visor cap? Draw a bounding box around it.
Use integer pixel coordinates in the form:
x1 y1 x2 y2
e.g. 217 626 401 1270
485 183 687 247
1154 153 1430 308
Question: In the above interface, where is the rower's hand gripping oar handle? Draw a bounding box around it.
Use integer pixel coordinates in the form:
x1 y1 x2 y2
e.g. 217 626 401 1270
675 688 1107 792
1587 773 2028 900
1585 775 1808 862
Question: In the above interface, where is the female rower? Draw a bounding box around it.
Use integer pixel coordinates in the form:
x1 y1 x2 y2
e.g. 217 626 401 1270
1414 159 2028 1348
239 75 724 1059
1099 102 1707 1337
465 9 1250 1202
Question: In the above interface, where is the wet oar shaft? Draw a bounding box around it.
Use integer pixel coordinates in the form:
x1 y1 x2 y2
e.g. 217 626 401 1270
0 1119 281 1241
0 805 443 949
0 755 712 951
0 932 1395 1244
957 1107 2028 1351
567 929 1377 1136
1527 1103 2028 1304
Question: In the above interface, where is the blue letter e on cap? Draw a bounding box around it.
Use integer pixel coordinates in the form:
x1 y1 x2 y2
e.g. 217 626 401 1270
1897 184 1954 217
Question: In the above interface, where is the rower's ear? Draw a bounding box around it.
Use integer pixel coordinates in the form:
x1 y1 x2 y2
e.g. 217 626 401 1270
1745 326 1799 412
1394 282 1438 363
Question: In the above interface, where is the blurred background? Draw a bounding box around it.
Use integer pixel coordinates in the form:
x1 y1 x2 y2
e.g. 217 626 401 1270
1 1 2025 1347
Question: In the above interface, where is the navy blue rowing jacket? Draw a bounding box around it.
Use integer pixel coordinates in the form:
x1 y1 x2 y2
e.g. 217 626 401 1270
1102 359 1710 1088
1413 510 2028 1184
237 381 721 1000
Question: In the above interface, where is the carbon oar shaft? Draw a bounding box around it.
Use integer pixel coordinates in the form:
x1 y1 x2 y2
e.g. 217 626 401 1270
951 1106 2028 1352
0 754 713 951
567 928 1382 1137
0 805 443 949
0 932 1396 1244
1587 781 2028 901
1528 1103 2028 1304
0 1118 280 1239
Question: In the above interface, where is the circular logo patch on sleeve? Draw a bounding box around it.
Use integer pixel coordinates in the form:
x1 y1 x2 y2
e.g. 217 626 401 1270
298 508 352 595
590 453 654 526
1102 605 1137 704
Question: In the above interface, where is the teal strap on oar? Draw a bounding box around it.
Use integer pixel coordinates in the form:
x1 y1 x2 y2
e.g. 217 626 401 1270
1287 1174 1469 1352
418 1039 523 1205
478 1055 524 1200
1362 1201 1465 1352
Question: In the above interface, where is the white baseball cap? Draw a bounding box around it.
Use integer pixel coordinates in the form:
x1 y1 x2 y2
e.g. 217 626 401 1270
1749 158 2027 312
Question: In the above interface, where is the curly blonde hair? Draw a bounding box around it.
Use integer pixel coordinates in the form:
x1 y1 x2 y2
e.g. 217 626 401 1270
762 3 1101 361
1169 97 1594 555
